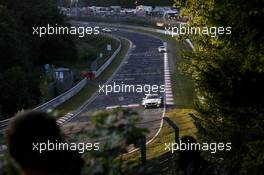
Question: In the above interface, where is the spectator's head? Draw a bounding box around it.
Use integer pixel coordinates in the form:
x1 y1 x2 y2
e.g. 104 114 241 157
178 135 202 171
6 111 83 175
180 135 201 157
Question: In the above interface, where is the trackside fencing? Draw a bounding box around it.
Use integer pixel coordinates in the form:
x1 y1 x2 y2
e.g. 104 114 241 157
95 34 121 78
123 117 180 174
0 35 121 131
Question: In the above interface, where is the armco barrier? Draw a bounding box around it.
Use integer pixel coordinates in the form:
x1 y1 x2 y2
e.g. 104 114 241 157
0 34 121 128
33 78 87 112
35 34 120 112
95 34 121 78
0 78 88 130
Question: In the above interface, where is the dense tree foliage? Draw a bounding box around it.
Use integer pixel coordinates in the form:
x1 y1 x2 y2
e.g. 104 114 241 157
66 108 149 175
0 0 77 119
176 0 264 174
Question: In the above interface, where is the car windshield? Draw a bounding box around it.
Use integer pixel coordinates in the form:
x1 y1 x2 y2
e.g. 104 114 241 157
146 95 159 99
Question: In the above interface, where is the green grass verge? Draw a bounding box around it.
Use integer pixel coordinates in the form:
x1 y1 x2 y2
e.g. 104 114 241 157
56 38 130 116
146 109 197 160
123 109 197 162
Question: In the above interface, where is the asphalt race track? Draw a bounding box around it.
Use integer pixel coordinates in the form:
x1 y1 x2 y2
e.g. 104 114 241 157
69 25 166 142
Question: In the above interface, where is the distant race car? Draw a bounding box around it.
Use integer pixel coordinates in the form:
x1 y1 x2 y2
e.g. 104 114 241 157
158 46 167 53
142 94 163 108
101 28 112 33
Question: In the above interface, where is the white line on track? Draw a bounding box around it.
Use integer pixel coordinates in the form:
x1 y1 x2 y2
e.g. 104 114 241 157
56 113 74 125
106 104 141 110
163 51 174 105
106 105 120 109
116 72 162 76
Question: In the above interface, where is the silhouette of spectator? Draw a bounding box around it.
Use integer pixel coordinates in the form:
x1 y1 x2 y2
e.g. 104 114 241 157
6 111 83 175
178 136 214 175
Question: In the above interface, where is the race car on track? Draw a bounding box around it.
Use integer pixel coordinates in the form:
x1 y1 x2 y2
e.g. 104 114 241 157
101 27 112 33
142 94 163 108
158 46 167 53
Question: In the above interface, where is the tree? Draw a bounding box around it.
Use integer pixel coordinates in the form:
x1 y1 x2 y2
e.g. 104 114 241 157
0 0 77 118
176 0 264 174
70 108 149 175
0 5 35 118
0 5 30 71
0 67 41 118
1 0 77 64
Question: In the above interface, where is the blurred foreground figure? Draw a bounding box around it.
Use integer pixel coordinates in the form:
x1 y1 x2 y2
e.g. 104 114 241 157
6 111 83 175
178 136 215 175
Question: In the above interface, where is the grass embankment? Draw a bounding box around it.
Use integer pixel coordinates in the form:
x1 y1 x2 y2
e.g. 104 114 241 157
56 38 130 116
146 109 197 160
148 31 195 108
123 109 197 162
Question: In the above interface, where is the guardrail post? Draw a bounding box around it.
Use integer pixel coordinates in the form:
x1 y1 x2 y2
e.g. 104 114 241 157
163 117 179 144
140 135 147 165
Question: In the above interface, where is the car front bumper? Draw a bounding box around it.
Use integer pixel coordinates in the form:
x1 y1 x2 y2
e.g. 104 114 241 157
143 103 161 107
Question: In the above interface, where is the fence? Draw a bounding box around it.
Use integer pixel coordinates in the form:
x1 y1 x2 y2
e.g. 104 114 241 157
131 114 212 175
0 34 121 130
34 78 87 112
95 34 121 78
138 117 179 172
0 78 87 132
34 34 121 112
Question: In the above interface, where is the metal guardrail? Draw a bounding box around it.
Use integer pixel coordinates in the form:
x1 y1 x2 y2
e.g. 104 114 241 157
34 78 87 112
0 34 122 132
95 34 121 78
0 78 87 132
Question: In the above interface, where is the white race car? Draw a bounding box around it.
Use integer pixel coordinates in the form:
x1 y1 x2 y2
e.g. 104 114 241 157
142 94 163 108
158 46 167 53
101 28 112 33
